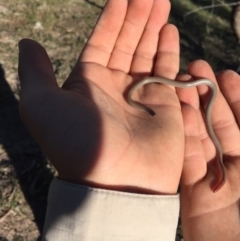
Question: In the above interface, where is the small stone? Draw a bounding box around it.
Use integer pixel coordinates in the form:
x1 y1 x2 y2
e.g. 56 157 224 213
33 22 43 30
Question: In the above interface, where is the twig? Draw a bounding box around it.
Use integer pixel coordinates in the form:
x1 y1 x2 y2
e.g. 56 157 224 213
84 0 103 9
0 209 16 223
206 0 215 32
185 1 240 17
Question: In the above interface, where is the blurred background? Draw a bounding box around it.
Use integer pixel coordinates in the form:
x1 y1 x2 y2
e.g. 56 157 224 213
0 0 239 240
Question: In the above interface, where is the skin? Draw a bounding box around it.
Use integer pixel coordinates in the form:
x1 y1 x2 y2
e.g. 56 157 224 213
17 0 240 239
127 76 226 192
18 0 184 195
177 61 240 240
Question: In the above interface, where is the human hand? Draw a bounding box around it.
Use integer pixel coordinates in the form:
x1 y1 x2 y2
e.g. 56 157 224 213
177 60 240 240
18 0 184 194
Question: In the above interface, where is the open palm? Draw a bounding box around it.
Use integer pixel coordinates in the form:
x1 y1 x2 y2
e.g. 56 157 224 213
18 0 184 194
177 61 240 240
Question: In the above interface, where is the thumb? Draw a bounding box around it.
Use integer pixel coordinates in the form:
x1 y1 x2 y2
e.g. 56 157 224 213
18 38 58 98
181 104 207 187
18 39 59 125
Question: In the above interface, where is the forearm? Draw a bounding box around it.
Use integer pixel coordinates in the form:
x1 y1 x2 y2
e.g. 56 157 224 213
42 178 180 241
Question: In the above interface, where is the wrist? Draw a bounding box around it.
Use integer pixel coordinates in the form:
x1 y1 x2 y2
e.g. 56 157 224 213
58 176 175 195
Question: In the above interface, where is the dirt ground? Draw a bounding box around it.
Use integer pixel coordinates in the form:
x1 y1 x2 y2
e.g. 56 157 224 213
0 0 240 240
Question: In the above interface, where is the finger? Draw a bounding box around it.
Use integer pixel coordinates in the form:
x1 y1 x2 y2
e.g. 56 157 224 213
176 73 214 163
79 0 128 66
154 24 180 89
175 74 205 138
176 74 199 109
130 0 170 76
181 104 207 186
107 0 154 72
217 70 240 127
188 60 240 158
137 24 180 115
18 39 58 96
18 38 58 133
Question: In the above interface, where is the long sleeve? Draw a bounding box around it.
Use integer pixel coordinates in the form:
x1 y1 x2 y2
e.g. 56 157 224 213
42 178 180 241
